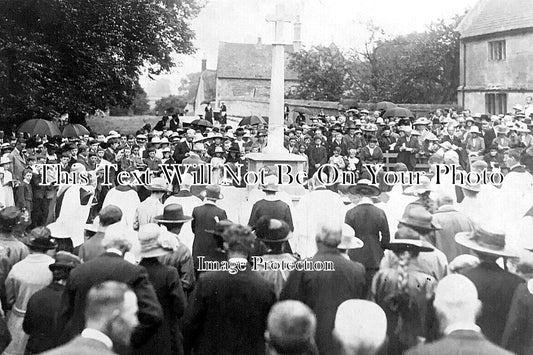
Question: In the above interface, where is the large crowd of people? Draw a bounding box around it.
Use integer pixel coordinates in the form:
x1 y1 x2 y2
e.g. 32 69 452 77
0 102 532 355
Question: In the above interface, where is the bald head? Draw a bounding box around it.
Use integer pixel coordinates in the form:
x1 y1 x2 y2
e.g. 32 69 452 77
333 300 387 355
433 274 481 328
266 301 317 355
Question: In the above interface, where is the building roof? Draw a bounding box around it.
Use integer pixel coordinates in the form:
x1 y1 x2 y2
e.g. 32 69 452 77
457 0 533 38
216 41 299 80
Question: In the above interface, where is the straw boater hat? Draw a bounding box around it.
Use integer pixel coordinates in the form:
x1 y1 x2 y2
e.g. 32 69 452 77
398 205 441 231
456 225 519 258
413 117 431 126
348 179 380 197
154 204 192 225
0 156 10 165
337 224 364 249
147 177 170 192
138 224 178 258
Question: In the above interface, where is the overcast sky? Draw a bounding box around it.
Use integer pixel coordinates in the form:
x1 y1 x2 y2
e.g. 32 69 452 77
140 0 479 102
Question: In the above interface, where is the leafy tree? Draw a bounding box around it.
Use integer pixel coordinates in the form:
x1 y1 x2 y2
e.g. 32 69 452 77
109 83 150 116
288 44 351 101
0 0 202 127
154 95 188 116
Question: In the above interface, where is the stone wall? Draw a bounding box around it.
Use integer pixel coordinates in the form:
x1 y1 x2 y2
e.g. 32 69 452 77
216 78 299 102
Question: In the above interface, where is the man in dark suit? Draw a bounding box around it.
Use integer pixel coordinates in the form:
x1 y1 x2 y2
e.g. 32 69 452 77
58 224 163 353
456 226 525 345
280 221 366 355
307 135 328 178
395 127 420 170
406 274 512 355
191 185 227 270
483 124 497 153
172 129 195 163
44 281 139 355
183 224 276 355
78 205 123 262
344 180 390 287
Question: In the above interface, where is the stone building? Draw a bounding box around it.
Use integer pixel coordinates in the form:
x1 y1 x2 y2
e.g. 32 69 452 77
215 17 302 117
457 0 533 114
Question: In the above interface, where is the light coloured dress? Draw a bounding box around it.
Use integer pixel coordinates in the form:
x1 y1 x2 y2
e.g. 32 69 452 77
4 253 54 355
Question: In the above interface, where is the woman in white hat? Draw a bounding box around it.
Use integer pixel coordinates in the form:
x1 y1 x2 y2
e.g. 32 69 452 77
137 223 186 355
0 156 14 207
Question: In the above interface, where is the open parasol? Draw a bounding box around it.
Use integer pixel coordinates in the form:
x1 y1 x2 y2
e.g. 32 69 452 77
383 107 414 118
18 119 61 137
62 123 90 137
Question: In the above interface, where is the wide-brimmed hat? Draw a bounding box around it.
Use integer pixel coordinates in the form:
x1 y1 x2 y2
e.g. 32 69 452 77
469 126 480 134
413 117 431 126
47 220 72 239
49 251 82 271
456 226 518 257
205 220 234 235
348 179 380 197
24 227 57 250
398 205 441 231
386 239 434 253
261 175 279 192
138 224 178 258
338 224 364 249
254 217 291 242
147 177 171 192
204 184 224 200
154 203 192 224
405 176 432 195
0 156 10 165
460 181 481 192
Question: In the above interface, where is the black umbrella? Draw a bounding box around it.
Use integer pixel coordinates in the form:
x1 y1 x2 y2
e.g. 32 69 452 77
239 115 267 126
376 101 397 111
383 107 414 118
18 119 61 136
62 123 90 137
190 119 213 127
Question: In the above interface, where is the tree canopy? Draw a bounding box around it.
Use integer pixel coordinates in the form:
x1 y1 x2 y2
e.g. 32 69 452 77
0 0 202 125
288 14 464 105
154 95 188 116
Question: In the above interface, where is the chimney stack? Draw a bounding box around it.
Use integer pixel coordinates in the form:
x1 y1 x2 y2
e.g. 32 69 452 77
201 58 207 72
256 37 262 50
293 15 301 52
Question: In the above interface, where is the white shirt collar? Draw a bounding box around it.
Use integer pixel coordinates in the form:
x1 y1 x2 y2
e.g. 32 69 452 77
204 199 217 205
356 196 374 206
444 323 480 335
509 163 522 170
81 328 113 349
105 248 123 256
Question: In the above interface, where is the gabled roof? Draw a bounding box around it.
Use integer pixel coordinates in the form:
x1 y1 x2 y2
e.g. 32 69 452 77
216 41 298 80
458 0 533 38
